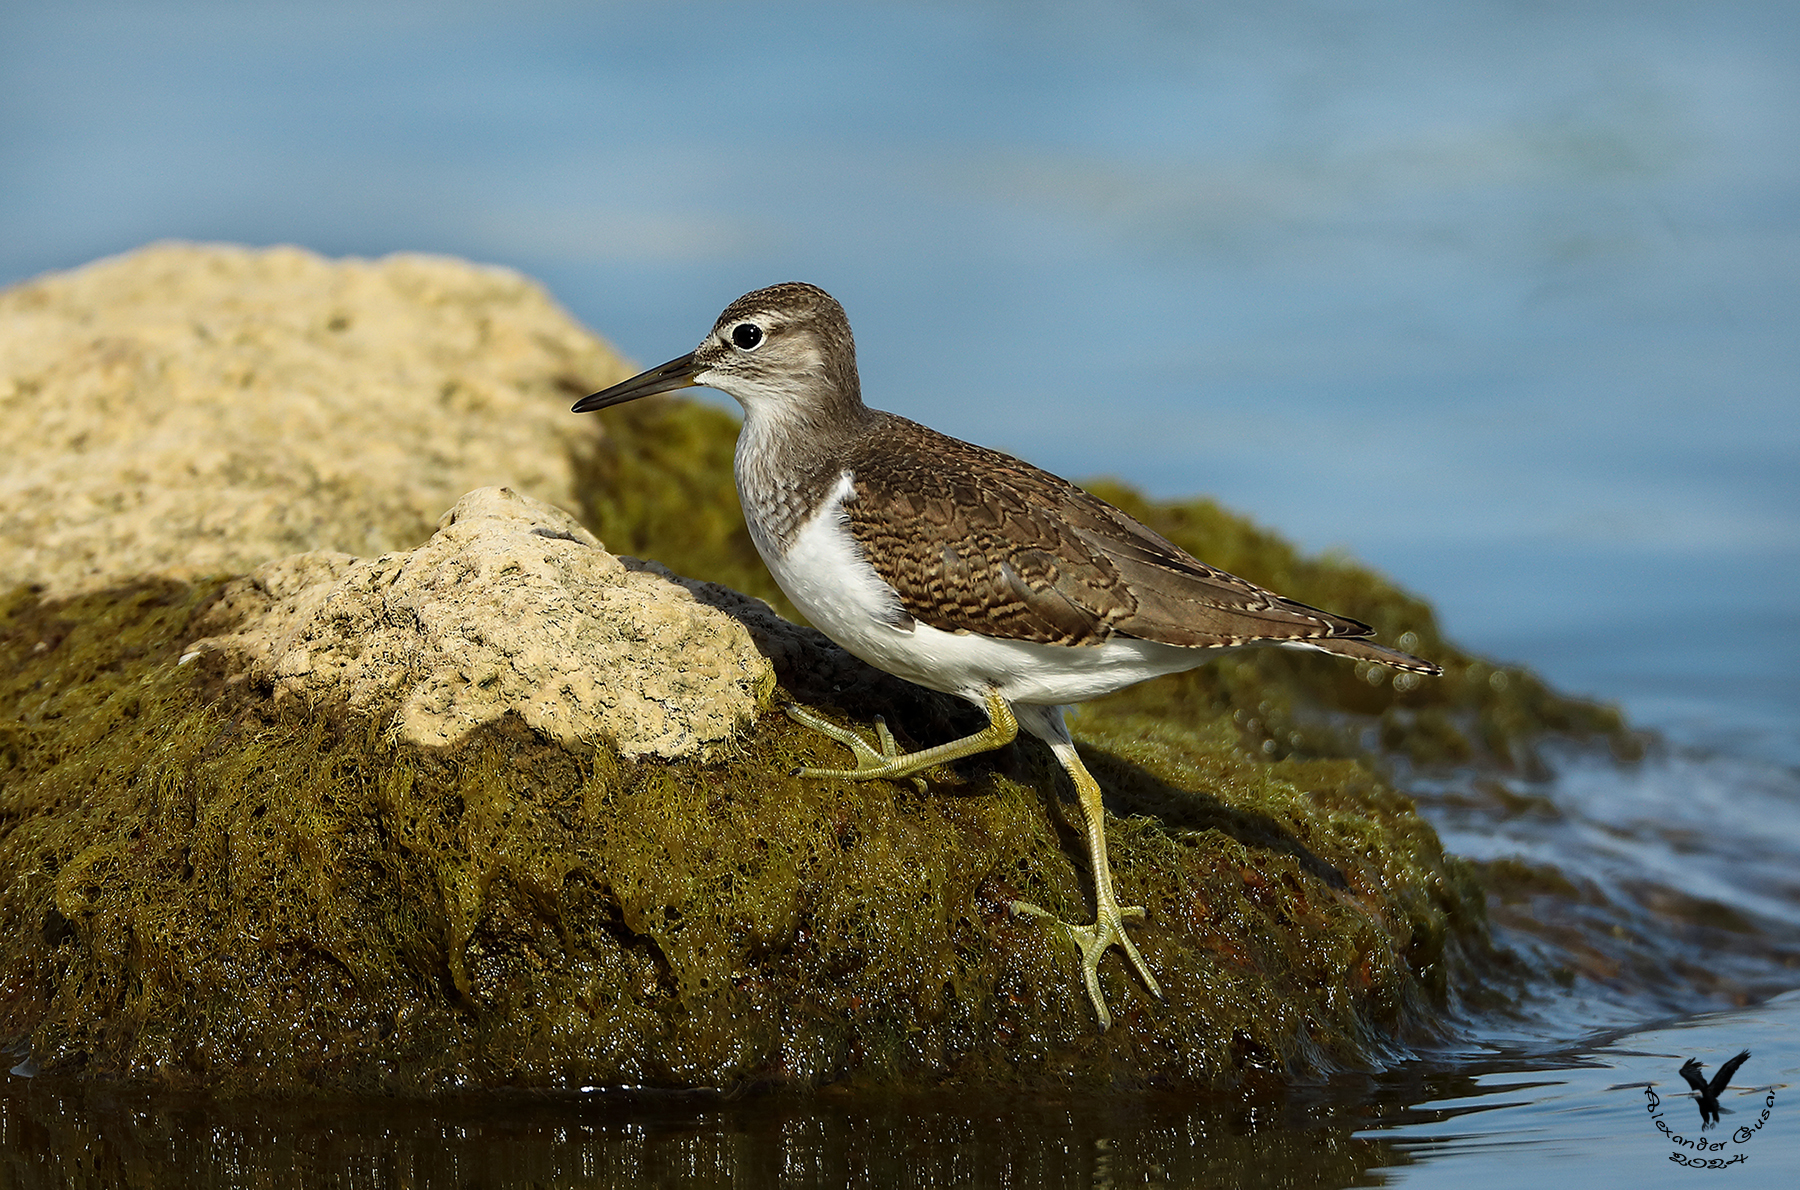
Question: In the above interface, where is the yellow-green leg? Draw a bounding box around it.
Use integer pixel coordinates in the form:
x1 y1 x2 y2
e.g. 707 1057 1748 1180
784 692 1160 1030
1009 736 1162 1030
783 688 1018 782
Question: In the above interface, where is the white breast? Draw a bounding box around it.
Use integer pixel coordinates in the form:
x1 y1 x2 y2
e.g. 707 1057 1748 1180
755 472 1212 710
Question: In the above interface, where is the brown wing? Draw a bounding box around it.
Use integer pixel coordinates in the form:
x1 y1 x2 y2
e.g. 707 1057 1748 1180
839 414 1378 651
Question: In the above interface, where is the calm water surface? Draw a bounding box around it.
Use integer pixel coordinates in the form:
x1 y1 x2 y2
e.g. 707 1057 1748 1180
4 993 1797 1187
2 2 1797 1185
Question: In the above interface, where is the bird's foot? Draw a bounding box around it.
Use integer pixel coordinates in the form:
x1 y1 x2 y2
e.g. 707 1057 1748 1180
782 704 929 792
1009 898 1163 1031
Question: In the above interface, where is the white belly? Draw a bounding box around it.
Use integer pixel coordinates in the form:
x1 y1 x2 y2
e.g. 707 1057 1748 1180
754 472 1211 709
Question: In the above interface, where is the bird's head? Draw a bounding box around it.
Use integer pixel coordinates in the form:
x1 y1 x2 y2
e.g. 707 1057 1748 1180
574 282 864 429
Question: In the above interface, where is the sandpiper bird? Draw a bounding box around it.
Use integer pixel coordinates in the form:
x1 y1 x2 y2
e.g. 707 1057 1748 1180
574 282 1439 1029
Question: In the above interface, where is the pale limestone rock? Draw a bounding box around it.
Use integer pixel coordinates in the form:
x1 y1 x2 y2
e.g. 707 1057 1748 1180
0 242 631 596
186 487 777 761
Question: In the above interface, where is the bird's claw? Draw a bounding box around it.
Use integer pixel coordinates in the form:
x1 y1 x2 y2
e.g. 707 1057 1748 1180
782 704 929 792
1009 899 1162 1031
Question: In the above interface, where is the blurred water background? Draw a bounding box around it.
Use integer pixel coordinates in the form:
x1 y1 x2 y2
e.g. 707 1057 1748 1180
2 2 1797 1186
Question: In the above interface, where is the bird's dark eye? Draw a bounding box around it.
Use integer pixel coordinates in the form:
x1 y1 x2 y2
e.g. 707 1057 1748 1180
731 323 764 351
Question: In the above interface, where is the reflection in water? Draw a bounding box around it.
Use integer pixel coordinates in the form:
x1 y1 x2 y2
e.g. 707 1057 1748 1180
0 1079 1405 1189
5 992 1796 1187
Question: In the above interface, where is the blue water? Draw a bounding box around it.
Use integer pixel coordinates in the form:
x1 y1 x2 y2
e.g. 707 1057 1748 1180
1362 992 1800 1189
3 2 1797 1183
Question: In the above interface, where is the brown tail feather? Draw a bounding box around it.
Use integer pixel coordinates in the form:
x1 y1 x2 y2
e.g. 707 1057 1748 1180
1288 636 1441 676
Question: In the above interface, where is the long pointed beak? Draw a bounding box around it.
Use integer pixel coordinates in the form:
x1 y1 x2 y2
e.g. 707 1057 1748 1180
572 352 700 413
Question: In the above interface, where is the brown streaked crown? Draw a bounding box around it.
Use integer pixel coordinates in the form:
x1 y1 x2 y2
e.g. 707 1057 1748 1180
694 282 865 419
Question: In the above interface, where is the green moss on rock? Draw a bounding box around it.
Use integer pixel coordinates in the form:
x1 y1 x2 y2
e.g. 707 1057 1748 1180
1 573 1500 1094
0 394 1633 1095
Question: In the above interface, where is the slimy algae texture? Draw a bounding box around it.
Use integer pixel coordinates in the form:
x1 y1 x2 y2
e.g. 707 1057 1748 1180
0 397 1627 1095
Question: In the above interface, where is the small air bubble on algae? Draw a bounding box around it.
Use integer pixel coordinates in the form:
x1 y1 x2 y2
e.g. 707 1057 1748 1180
0 396 1634 1094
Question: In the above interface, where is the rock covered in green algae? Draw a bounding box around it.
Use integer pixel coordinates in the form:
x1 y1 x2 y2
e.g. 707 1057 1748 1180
0 245 1623 1095
0 564 1492 1094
